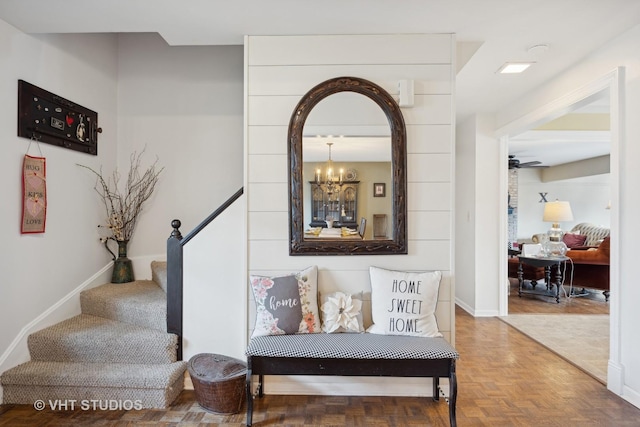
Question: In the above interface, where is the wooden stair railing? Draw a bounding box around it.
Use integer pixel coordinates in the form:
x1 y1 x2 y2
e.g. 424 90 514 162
166 187 243 360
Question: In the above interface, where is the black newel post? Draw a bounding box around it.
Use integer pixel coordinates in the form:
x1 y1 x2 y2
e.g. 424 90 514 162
167 219 184 360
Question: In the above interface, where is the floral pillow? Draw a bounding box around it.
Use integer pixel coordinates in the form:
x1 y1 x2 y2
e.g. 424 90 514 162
367 266 442 338
249 265 320 338
320 291 364 333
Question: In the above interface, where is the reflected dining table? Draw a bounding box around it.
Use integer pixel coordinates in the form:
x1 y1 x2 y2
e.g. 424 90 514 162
304 228 362 240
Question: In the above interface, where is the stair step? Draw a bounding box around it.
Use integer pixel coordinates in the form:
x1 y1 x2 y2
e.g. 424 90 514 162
28 314 178 364
151 261 167 293
0 360 186 408
80 280 166 331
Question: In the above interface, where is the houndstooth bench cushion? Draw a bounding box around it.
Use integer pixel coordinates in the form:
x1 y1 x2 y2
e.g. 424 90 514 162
246 333 459 360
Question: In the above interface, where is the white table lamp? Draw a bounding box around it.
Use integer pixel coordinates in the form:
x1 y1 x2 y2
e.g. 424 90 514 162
542 200 574 255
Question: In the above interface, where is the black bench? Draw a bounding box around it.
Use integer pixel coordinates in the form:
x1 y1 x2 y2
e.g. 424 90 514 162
245 333 459 426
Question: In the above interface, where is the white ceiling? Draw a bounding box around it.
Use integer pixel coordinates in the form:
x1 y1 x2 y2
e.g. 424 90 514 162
508 91 611 167
2 0 637 165
508 129 610 167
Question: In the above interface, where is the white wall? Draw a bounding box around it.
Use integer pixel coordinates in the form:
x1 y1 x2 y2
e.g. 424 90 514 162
246 34 455 396
492 24 640 407
182 198 246 362
474 114 502 315
516 169 610 241
454 117 476 310
115 32 246 365
454 114 502 316
116 33 244 257
0 20 119 393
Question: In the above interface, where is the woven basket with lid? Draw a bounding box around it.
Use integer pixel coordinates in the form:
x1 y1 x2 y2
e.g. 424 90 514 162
188 353 247 414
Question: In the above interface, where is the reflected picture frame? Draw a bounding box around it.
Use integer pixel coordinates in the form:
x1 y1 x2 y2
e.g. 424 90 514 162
373 183 386 197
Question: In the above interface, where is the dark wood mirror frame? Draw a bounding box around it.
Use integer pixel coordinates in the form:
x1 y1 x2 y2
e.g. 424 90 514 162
289 76 407 255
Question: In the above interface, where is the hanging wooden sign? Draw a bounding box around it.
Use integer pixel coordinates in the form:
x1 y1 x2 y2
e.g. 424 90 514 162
17 80 101 155
21 155 47 234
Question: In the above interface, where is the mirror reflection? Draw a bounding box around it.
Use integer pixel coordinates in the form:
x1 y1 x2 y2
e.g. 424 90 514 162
302 92 392 241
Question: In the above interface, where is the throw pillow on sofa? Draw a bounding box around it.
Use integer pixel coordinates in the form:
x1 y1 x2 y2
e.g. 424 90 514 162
563 233 587 248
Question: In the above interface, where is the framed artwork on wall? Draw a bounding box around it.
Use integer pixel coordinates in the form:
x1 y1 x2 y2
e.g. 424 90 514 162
17 80 101 155
373 183 386 197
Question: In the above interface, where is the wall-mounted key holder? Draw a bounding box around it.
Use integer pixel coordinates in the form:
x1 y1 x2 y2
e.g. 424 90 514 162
17 80 102 155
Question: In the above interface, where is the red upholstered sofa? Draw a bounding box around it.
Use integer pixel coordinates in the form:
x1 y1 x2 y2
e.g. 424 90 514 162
565 236 610 301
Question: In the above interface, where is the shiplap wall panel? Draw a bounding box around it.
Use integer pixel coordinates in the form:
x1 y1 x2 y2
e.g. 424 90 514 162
248 34 452 66
409 211 452 240
247 154 287 183
248 240 451 272
407 125 452 153
246 34 455 397
407 183 452 211
248 96 299 126
248 64 452 96
408 153 452 182
249 94 452 126
400 96 453 125
248 212 289 240
247 126 288 154
247 183 288 211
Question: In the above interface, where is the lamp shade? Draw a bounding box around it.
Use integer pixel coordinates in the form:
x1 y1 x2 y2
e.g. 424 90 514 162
543 201 574 223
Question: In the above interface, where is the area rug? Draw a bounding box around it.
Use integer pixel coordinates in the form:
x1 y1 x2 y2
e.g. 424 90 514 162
498 314 609 384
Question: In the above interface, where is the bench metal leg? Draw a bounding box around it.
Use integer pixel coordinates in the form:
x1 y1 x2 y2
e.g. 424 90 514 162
432 376 439 401
257 375 264 397
246 360 253 427
246 357 265 427
449 359 457 427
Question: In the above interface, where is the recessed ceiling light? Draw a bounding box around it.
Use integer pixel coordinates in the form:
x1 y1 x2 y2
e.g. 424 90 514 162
497 62 535 74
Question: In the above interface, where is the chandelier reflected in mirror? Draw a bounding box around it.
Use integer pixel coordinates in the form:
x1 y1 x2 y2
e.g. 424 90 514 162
314 142 344 195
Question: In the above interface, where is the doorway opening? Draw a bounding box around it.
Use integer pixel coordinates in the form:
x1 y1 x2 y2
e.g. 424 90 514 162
496 68 623 391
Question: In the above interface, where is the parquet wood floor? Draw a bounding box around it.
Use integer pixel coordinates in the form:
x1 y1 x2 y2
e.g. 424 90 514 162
508 278 610 315
1 287 636 426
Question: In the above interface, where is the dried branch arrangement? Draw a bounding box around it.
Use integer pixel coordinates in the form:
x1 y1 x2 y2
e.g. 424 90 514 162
78 149 164 242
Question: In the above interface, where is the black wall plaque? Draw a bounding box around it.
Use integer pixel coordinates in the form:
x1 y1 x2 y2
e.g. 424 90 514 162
18 80 101 155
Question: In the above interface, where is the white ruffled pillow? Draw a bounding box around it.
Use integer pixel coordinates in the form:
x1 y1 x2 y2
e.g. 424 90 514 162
320 291 364 333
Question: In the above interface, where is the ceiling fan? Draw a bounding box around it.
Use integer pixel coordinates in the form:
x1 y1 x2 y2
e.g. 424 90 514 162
508 155 547 169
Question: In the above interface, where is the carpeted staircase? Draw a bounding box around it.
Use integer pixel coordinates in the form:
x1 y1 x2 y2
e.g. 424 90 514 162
0 261 186 408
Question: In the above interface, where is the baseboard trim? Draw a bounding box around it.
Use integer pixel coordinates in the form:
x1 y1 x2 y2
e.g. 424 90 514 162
454 299 499 317
455 299 474 315
622 384 640 410
607 359 624 395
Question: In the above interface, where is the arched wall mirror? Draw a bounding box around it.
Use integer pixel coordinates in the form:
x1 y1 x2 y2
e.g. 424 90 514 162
289 76 407 255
